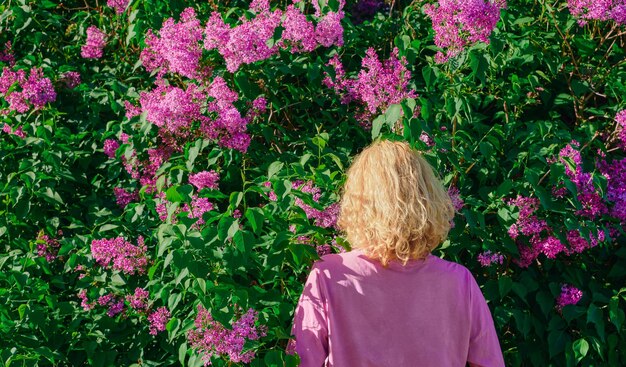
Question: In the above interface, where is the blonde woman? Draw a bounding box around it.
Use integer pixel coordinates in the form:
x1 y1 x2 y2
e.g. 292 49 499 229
292 139 505 367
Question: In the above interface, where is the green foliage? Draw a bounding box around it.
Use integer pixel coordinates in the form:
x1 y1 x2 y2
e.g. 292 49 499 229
0 0 625 366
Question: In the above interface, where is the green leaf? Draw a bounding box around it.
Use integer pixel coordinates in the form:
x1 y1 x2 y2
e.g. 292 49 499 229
572 338 589 364
217 216 238 242
245 207 265 234
268 161 284 180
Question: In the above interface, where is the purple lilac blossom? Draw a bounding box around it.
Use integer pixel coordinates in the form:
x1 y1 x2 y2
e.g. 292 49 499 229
60 71 81 89
477 251 504 267
78 290 95 311
36 232 61 262
140 8 204 79
556 284 583 310
107 0 129 14
189 170 220 190
424 0 506 63
90 236 149 275
0 41 14 66
567 0 626 25
127 288 150 311
113 187 139 208
2 123 25 138
323 48 417 126
0 67 56 113
148 306 171 335
187 305 266 365
81 26 107 59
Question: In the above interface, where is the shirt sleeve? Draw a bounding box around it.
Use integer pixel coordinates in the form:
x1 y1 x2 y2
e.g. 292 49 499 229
467 271 506 367
292 263 329 367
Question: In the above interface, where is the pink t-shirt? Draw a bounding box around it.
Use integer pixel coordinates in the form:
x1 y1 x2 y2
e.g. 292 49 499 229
292 249 505 367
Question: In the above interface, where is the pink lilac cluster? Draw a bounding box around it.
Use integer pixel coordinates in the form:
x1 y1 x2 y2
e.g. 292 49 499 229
323 48 418 126
556 284 583 310
2 123 26 138
90 236 149 275
81 26 107 59
292 180 340 228
567 0 626 26
424 0 506 63
477 250 504 267
557 141 607 219
107 0 129 14
113 187 139 208
98 293 125 317
448 186 464 211
141 8 204 79
204 0 344 72
155 191 215 226
419 132 435 147
598 156 626 224
0 41 15 66
78 289 95 311
103 138 120 158
0 67 56 114
126 288 150 311
189 170 220 190
148 306 171 335
187 304 266 365
60 71 81 89
203 77 251 152
36 231 62 262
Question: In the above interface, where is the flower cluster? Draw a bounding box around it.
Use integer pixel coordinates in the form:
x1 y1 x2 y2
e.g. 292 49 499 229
557 141 607 219
148 306 171 335
81 26 107 59
556 284 583 310
0 41 15 66
614 110 626 150
126 288 150 311
324 48 418 126
0 67 56 114
268 180 340 228
567 0 626 26
98 293 126 317
114 187 139 208
90 236 149 274
477 250 504 267
424 0 506 63
141 8 204 79
107 0 130 14
2 123 26 138
203 2 344 72
35 231 62 262
155 191 215 226
59 71 81 89
189 170 220 191
187 304 266 365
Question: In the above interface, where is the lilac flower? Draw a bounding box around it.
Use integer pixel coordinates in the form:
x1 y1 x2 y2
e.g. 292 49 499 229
127 288 150 311
113 187 139 208
315 11 345 47
107 0 129 14
252 96 267 113
420 132 435 147
424 0 506 63
567 0 626 25
538 236 566 259
107 299 125 317
324 48 417 125
556 284 583 310
280 5 317 52
81 26 107 59
187 305 266 364
615 110 626 151
60 71 81 89
598 156 626 223
103 139 120 158
78 290 95 311
36 232 61 262
0 67 56 113
140 8 204 78
448 186 464 211
148 306 171 335
1 123 25 138
477 250 504 266
124 101 141 119
0 41 15 66
189 170 220 190
90 236 149 275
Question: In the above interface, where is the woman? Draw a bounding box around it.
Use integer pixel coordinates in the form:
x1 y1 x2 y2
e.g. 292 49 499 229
292 139 505 366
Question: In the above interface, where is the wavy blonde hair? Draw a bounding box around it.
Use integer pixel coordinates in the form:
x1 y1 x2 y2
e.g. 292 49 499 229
337 139 455 266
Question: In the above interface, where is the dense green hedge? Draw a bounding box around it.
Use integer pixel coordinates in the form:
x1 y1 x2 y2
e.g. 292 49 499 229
1 0 625 365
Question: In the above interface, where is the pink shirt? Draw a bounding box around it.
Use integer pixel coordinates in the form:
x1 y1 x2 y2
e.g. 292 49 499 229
292 250 505 367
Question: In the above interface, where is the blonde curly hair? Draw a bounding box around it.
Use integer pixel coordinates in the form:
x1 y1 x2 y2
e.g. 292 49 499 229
337 139 455 266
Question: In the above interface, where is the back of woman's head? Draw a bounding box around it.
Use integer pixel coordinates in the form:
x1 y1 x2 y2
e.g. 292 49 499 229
337 139 455 266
